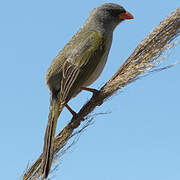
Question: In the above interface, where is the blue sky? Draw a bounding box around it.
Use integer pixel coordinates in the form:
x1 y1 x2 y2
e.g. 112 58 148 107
0 0 180 180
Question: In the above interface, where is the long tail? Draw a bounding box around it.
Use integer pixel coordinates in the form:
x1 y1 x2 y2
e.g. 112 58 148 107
41 97 64 179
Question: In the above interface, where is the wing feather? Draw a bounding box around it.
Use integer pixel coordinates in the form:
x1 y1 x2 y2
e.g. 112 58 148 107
53 31 106 103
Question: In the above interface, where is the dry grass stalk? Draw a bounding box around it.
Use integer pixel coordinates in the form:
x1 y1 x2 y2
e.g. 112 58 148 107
23 6 180 180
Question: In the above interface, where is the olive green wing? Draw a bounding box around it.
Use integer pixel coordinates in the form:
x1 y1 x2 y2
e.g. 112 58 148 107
60 31 106 103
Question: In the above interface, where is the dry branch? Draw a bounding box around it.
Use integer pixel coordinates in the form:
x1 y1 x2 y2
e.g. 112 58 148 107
23 6 180 180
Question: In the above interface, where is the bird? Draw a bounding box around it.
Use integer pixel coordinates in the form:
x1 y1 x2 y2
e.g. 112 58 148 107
41 3 134 179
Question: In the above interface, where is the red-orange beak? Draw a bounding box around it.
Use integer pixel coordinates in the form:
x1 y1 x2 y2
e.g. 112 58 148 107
119 12 134 20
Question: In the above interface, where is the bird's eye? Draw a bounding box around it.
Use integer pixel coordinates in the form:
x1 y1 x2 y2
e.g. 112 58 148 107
108 9 126 17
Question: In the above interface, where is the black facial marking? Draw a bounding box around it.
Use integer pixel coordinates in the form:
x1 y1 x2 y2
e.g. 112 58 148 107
108 9 126 17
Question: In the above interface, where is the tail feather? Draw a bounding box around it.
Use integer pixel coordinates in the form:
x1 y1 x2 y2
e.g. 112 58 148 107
41 98 64 179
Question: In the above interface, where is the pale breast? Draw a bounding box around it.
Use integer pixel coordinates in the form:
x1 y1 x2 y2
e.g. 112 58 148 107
83 35 112 87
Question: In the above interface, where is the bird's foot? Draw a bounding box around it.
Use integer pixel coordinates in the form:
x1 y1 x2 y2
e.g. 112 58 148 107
64 103 77 117
64 103 84 126
80 87 103 106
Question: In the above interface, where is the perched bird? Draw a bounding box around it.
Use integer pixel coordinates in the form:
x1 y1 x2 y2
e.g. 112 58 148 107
41 3 134 179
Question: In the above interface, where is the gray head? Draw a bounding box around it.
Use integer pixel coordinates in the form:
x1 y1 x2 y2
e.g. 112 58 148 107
84 3 134 34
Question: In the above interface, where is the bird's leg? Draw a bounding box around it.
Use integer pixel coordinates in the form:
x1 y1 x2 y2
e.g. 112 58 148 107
64 103 77 117
61 102 84 126
80 87 99 94
80 87 103 106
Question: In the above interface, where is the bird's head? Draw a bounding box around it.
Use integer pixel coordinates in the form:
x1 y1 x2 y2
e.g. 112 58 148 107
88 3 134 32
